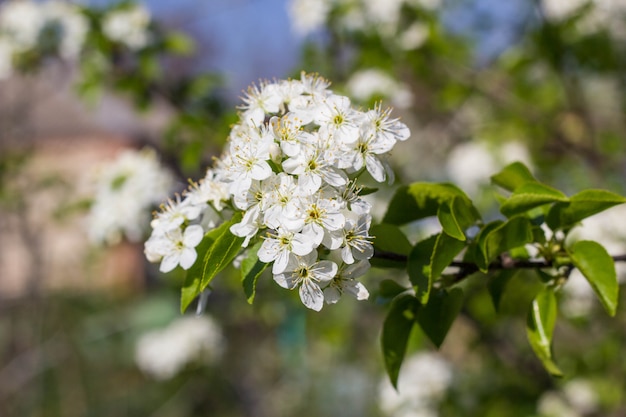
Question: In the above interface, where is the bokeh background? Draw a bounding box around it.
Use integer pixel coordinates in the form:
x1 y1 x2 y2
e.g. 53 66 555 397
2 0 626 416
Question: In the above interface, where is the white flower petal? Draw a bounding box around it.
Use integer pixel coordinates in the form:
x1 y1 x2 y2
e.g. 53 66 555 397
273 272 295 289
160 254 179 273
258 239 279 263
291 232 316 256
321 168 348 188
298 172 321 194
365 154 386 182
346 281 370 300
250 161 272 180
313 260 338 282
179 247 198 270
322 211 345 231
183 225 204 247
299 280 325 311
342 245 356 264
272 249 292 273
324 286 341 304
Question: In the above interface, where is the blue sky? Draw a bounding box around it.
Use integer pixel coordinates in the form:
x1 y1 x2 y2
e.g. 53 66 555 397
148 0 302 97
84 0 532 97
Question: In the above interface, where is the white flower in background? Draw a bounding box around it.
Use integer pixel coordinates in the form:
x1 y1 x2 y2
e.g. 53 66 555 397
541 0 587 21
87 148 174 245
0 0 87 59
102 3 151 50
363 0 406 35
566 204 626 281
562 379 599 415
399 22 429 50
562 204 626 317
287 0 333 37
378 351 453 417
560 270 595 318
541 0 626 40
537 391 580 417
146 72 410 310
346 69 413 109
445 140 533 199
135 315 225 380
537 378 598 417
44 1 88 59
0 0 45 52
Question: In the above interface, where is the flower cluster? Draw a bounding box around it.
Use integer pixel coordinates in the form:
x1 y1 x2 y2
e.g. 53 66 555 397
87 147 174 246
145 72 410 311
0 1 155 80
287 0 438 49
0 0 88 78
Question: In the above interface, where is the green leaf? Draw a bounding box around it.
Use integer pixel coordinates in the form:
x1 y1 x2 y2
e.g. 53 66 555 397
487 270 518 312
466 221 503 272
490 161 537 192
407 235 438 304
430 232 466 284
568 240 619 316
546 190 626 230
383 183 480 228
437 196 477 241
526 289 563 376
164 31 195 54
417 288 464 348
241 240 268 304
500 182 569 217
181 214 245 312
370 223 412 269
481 217 535 265
378 279 410 300
381 294 420 388
382 186 424 225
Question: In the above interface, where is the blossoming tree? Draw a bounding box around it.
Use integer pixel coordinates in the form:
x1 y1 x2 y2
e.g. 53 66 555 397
3 1 626 414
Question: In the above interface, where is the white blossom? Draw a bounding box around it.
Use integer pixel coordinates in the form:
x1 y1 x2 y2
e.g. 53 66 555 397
445 140 533 199
0 0 45 52
273 251 337 311
151 224 204 273
87 148 174 245
378 352 453 417
102 3 151 50
324 260 370 304
135 315 224 380
0 0 87 59
287 0 333 37
44 1 88 59
258 228 316 273
537 379 598 417
144 72 410 310
346 69 414 109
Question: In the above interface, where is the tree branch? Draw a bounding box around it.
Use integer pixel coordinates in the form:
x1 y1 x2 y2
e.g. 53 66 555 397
373 249 626 283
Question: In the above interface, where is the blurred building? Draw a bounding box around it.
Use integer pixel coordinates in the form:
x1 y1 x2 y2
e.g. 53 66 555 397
0 66 170 299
